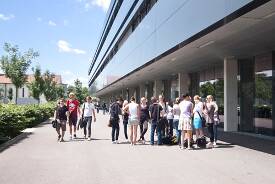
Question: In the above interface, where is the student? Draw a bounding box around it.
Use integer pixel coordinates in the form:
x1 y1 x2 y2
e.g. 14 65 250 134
54 98 69 142
124 96 140 146
80 96 96 141
102 102 107 115
204 95 218 148
109 97 123 144
139 97 150 143
158 95 168 137
67 93 80 140
193 95 204 140
173 98 181 144
122 100 129 141
149 96 163 145
179 93 193 150
167 100 174 137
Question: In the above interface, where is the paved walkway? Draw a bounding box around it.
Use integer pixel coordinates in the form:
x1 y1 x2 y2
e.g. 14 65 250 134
1 113 275 184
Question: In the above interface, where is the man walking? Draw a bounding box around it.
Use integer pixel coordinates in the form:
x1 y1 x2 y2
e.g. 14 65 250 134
67 93 80 140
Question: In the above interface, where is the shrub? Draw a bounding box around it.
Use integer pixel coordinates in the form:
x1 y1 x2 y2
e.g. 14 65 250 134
0 103 55 144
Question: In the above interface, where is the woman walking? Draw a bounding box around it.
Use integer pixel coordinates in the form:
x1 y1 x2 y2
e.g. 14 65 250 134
138 97 150 144
54 98 69 142
173 98 181 144
109 97 123 144
122 100 129 141
179 94 193 150
124 97 140 145
193 95 204 140
80 96 96 141
204 95 218 148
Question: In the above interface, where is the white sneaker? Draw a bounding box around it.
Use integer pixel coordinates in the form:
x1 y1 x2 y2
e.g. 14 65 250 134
88 137 91 141
213 141 217 146
115 140 119 144
112 141 116 144
207 142 214 148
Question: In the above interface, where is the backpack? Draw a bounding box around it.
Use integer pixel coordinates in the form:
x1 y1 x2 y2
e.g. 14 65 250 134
196 136 207 148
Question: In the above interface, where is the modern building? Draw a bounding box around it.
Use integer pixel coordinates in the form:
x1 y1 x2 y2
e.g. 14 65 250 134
0 74 67 104
88 0 275 136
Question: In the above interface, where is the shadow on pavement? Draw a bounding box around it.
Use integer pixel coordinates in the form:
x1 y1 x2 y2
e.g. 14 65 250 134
0 132 32 153
216 130 275 155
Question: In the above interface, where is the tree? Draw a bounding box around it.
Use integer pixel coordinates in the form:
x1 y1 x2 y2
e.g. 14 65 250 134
27 66 45 104
8 88 13 102
200 81 215 98
56 85 65 99
43 70 58 101
0 43 39 104
75 79 84 103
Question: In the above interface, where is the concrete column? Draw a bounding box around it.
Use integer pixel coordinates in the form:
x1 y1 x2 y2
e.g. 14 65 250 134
224 58 238 132
154 80 163 97
178 72 190 96
139 84 146 99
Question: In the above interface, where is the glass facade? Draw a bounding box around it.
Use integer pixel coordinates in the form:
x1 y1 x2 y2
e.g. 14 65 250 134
90 0 253 90
238 52 275 136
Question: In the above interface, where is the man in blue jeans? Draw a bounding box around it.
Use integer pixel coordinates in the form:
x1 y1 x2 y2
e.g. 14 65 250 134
149 96 163 145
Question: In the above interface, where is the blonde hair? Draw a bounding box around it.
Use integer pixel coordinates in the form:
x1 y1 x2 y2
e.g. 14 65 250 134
123 100 128 107
175 97 180 104
207 95 214 101
69 92 75 98
194 95 201 101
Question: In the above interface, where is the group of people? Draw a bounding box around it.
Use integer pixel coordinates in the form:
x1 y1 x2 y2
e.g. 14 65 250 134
53 93 96 142
108 93 220 149
53 92 219 150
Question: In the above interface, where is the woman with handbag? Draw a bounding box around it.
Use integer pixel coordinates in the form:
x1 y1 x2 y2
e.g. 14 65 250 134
79 96 96 141
203 95 218 148
54 98 69 142
193 95 205 140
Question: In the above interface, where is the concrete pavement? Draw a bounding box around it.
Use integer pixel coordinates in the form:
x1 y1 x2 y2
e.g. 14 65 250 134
1 113 275 184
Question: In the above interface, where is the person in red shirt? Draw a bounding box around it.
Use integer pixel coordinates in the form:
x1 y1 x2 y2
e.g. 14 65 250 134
67 93 80 139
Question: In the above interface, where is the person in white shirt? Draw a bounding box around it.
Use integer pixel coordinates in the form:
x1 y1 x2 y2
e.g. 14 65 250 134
193 95 204 140
123 96 140 145
80 96 96 141
179 93 193 150
173 98 181 144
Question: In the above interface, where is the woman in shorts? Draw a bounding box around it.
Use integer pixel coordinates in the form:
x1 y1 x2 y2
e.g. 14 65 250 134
124 96 140 145
179 94 193 150
54 98 69 142
193 95 204 139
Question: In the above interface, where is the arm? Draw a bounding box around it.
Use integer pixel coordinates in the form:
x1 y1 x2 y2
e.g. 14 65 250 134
93 109 96 122
66 111 69 123
54 110 57 120
213 102 218 113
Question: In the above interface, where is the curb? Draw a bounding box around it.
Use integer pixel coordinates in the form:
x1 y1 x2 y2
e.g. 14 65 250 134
0 120 51 153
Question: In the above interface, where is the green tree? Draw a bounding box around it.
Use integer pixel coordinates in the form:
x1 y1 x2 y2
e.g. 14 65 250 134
0 43 39 104
200 82 215 98
56 85 65 98
8 88 13 102
43 70 58 101
75 79 84 103
28 66 45 104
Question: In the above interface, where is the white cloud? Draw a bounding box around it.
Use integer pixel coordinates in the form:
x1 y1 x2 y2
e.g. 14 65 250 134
0 14 15 21
78 0 111 12
37 17 42 22
57 40 86 55
48 20 57 26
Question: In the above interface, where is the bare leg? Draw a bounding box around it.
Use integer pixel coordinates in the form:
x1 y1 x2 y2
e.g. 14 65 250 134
199 128 204 137
69 125 72 136
195 129 199 140
133 125 138 145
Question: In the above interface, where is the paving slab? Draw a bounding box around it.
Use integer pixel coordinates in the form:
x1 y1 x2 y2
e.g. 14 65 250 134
1 112 275 184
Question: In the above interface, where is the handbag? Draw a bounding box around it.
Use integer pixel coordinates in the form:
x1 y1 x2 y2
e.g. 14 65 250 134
197 111 206 127
108 118 113 127
78 103 86 129
52 120 58 128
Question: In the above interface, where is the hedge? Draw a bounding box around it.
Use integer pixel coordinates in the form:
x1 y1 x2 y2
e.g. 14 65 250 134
0 103 55 144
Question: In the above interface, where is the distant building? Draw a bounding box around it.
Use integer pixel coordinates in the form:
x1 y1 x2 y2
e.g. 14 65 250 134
0 74 67 104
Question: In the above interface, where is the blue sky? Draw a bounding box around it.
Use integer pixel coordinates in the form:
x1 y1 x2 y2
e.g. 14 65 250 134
0 0 111 87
